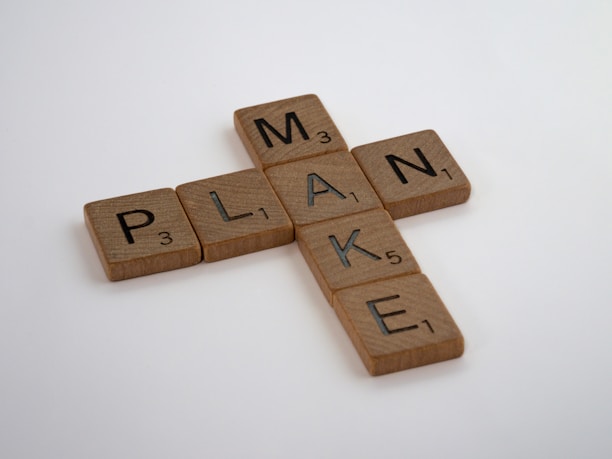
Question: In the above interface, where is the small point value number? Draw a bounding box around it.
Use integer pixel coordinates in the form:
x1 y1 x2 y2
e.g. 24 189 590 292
385 250 402 264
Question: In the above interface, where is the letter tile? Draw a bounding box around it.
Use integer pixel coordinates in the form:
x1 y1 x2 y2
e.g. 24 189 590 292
351 130 471 219
296 209 420 304
333 274 464 375
265 151 382 228
176 169 294 262
234 94 348 169
84 188 202 281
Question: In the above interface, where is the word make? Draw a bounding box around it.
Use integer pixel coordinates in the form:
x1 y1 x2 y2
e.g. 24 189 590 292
84 94 470 376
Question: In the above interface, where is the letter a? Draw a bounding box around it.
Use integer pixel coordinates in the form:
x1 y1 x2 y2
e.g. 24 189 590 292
307 173 346 206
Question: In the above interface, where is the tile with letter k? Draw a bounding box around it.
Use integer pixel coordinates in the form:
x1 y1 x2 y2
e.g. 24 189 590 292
176 168 294 262
296 209 420 304
84 188 202 281
234 94 348 169
333 273 464 376
265 151 382 228
351 130 471 219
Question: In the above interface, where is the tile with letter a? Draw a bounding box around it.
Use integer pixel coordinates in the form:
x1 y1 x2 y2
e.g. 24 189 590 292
176 168 294 262
296 209 420 304
351 130 471 219
84 188 202 281
333 274 464 376
265 151 382 228
234 94 348 169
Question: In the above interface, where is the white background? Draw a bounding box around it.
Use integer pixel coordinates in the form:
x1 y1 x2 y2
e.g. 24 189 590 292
1 1 611 458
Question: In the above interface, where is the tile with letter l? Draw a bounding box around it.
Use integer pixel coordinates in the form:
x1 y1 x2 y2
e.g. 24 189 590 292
351 130 471 219
84 188 202 281
333 274 464 376
234 94 348 169
176 168 294 262
265 151 383 228
296 209 420 305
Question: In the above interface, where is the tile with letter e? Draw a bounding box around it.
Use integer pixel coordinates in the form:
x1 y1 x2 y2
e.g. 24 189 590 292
333 274 464 376
296 209 420 304
351 130 471 219
176 168 294 262
265 151 382 227
234 94 348 169
84 188 202 281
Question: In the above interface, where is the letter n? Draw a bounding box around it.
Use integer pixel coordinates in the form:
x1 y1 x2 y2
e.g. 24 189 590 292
385 148 437 184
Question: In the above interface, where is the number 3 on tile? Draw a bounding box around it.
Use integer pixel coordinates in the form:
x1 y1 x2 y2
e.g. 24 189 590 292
317 131 331 144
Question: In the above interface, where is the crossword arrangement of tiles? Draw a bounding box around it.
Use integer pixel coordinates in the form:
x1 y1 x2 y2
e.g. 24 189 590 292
84 94 471 376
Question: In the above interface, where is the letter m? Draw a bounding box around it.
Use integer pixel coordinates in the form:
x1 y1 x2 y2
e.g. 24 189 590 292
253 112 309 148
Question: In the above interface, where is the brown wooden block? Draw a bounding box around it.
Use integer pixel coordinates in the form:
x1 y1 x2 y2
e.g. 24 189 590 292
176 168 294 262
84 188 202 281
351 130 471 219
234 94 348 169
296 209 420 304
265 151 383 228
333 274 464 376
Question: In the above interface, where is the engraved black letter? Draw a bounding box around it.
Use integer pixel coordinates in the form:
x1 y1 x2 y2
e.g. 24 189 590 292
307 173 346 206
329 229 381 267
116 210 155 244
254 112 309 148
367 295 419 335
385 148 437 184
210 191 253 222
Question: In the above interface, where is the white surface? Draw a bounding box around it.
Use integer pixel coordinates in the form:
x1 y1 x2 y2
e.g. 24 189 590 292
1 1 611 458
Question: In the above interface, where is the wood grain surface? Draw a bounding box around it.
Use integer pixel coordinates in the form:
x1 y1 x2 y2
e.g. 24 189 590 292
265 151 382 227
84 188 202 281
352 130 471 219
333 274 464 375
296 209 420 304
176 169 294 262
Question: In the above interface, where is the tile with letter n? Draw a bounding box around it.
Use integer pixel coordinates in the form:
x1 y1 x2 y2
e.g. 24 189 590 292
84 188 202 281
265 151 383 228
176 168 294 262
296 209 420 305
333 274 464 376
351 130 471 219
234 94 348 169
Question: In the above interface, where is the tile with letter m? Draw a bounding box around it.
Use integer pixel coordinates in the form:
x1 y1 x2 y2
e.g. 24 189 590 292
296 209 420 304
234 94 348 169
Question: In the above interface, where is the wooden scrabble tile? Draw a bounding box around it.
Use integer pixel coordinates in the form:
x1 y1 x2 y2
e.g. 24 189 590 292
234 94 348 169
333 274 464 376
296 209 420 304
176 168 294 262
265 151 383 227
84 188 202 281
351 130 471 219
